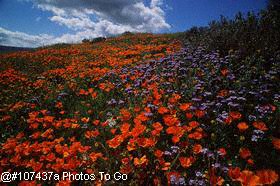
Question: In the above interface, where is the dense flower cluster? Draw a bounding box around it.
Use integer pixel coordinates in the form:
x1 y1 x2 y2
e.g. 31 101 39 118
0 33 279 185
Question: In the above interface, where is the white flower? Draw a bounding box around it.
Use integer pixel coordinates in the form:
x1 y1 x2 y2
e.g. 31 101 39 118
107 117 116 127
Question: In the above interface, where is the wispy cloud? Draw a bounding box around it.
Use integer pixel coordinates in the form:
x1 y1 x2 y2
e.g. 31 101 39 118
0 0 171 47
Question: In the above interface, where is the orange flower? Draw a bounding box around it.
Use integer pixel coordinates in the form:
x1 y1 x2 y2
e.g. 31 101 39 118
221 68 229 76
179 156 195 168
45 153 56 162
107 135 123 148
193 144 202 154
237 170 260 186
44 115 55 123
218 148 227 156
134 106 141 113
154 149 163 158
224 116 233 124
93 120 100 126
89 152 102 162
153 122 163 131
81 117 90 123
188 131 203 140
247 159 254 165
131 123 146 138
79 89 88 95
41 128 53 138
195 110 205 118
218 89 229 97
120 123 130 134
158 107 169 114
186 112 193 119
256 169 279 185
189 121 199 129
272 137 280 150
179 103 192 111
172 136 180 143
237 122 249 131
239 147 251 159
120 109 131 121
161 162 171 171
31 131 41 139
121 157 130 165
228 167 241 180
229 111 242 120
253 121 268 131
163 115 179 126
138 138 156 147
127 139 136 151
166 126 181 135
134 155 148 166
110 128 117 134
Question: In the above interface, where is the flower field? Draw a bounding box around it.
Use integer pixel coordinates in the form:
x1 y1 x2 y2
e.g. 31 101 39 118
0 31 279 186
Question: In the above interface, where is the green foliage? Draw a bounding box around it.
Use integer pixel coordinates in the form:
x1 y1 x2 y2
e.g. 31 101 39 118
183 5 280 59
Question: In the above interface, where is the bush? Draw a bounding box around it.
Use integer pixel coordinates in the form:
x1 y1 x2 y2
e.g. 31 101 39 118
183 1 280 59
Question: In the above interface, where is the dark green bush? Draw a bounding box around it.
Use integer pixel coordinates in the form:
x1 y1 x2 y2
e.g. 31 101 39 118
183 0 280 59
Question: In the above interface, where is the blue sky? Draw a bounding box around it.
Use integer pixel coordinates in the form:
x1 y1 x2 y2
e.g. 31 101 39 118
0 0 267 47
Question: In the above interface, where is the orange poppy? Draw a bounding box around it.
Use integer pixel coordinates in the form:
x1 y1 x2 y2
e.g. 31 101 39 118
45 153 56 162
218 148 227 156
120 123 130 134
158 106 169 114
218 89 229 97
192 144 202 154
161 162 171 171
134 155 148 166
228 167 241 180
188 131 203 140
163 115 179 126
272 137 280 150
237 170 260 186
120 109 131 121
256 169 279 185
44 115 55 123
121 157 130 165
110 128 117 134
81 117 90 123
229 111 242 120
195 110 205 118
179 156 195 168
221 68 229 76
107 135 123 149
179 103 192 111
224 116 233 124
89 152 102 162
92 119 100 126
253 121 268 131
239 147 251 159
186 112 193 119
154 149 163 158
131 123 146 138
153 122 163 131
189 121 200 129
134 106 141 113
237 122 249 131
166 126 181 135
172 136 180 143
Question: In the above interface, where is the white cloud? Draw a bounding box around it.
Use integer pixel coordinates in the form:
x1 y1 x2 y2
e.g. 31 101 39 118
35 16 41 22
151 0 163 8
0 27 54 47
0 0 171 47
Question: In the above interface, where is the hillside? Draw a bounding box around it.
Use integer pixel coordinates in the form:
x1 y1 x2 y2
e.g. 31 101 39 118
0 5 280 186
0 45 33 54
